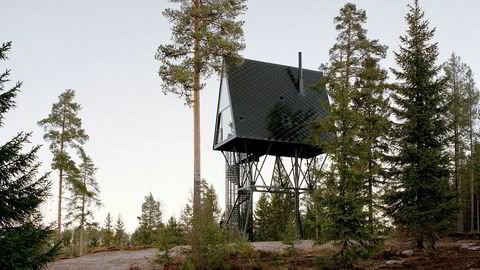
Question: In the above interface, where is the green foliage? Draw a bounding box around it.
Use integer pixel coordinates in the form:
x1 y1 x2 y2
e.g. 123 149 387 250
0 41 60 269
385 0 457 250
444 53 472 232
177 180 229 269
190 219 228 269
114 215 127 247
254 162 295 241
281 214 300 256
301 193 319 240
132 193 163 246
230 237 256 259
102 212 114 247
65 149 101 255
155 217 184 267
191 181 227 269
61 229 73 248
253 193 272 241
312 3 384 265
354 37 390 234
65 150 101 225
156 0 247 104
38 88 89 234
85 223 101 249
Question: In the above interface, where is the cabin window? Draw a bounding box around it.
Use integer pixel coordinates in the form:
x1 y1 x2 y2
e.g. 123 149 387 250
216 76 234 144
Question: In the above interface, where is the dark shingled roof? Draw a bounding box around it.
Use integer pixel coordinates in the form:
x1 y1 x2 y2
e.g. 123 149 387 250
213 58 330 158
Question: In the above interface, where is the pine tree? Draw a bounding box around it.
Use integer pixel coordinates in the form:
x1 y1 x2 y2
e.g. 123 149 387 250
472 143 480 230
102 213 114 247
313 3 380 264
114 215 126 247
0 41 60 269
254 193 272 241
385 0 456 250
444 53 469 232
133 193 163 246
156 217 184 266
38 89 89 234
354 45 390 233
465 67 479 231
65 149 101 255
155 0 247 220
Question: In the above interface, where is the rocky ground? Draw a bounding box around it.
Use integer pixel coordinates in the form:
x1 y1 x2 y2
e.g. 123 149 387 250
48 239 480 270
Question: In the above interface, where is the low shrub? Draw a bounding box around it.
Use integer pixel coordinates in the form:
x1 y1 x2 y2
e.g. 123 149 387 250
230 237 256 259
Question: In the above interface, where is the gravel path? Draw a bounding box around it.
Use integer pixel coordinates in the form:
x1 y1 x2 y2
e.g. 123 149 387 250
47 241 319 270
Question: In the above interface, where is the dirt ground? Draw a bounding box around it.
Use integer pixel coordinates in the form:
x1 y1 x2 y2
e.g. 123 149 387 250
47 239 480 270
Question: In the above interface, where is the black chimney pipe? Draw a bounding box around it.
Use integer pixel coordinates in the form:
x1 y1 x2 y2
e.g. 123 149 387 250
298 52 305 96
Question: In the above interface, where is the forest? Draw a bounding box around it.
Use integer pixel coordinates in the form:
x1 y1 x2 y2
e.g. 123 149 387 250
2 0 480 269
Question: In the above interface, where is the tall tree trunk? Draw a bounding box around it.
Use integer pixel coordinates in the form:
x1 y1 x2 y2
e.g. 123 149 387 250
453 73 464 232
368 114 374 234
368 158 373 233
192 0 201 222
455 123 463 232
477 194 480 231
57 104 67 236
80 168 87 255
470 100 475 232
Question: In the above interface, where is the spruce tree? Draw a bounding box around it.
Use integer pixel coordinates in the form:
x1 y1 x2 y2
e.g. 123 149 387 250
313 3 381 264
179 201 193 233
253 193 272 241
114 215 126 247
156 0 247 220
301 193 319 240
199 180 222 223
38 89 89 234
102 213 114 247
65 149 101 255
385 0 456 250
0 41 60 269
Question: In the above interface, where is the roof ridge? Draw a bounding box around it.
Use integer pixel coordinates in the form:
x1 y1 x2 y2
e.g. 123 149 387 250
240 58 321 74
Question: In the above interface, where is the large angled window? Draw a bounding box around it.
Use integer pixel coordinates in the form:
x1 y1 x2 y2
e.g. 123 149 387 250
216 77 234 144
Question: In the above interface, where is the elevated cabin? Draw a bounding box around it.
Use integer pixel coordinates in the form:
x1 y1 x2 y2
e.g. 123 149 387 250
213 56 330 159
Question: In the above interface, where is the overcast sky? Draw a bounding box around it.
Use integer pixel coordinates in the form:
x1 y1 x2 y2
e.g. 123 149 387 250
1 0 479 233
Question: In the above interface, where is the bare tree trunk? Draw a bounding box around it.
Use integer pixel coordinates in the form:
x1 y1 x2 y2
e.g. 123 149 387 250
368 143 373 234
453 72 464 232
192 0 201 221
80 168 87 255
477 194 479 231
57 168 63 236
57 105 67 236
472 160 475 232
470 100 474 232
472 194 480 231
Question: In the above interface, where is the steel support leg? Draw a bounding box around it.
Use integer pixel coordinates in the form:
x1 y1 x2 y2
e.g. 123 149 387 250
294 150 303 238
